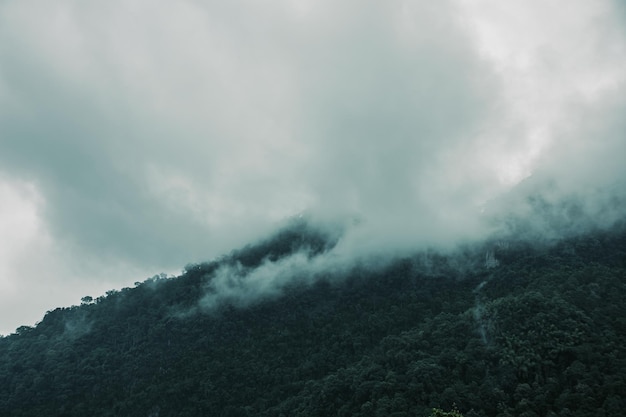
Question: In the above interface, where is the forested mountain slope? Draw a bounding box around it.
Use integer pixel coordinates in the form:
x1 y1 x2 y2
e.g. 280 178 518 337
1 220 625 417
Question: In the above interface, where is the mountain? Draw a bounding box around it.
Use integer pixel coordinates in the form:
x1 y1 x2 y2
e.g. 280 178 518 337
1 219 625 417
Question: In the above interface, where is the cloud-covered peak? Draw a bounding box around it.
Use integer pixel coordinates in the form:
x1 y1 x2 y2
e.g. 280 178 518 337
1 0 625 334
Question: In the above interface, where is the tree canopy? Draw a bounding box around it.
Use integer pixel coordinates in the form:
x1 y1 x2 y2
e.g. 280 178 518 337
1 221 625 416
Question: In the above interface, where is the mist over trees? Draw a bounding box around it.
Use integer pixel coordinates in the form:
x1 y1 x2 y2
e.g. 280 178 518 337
1 0 625 341
1 215 625 416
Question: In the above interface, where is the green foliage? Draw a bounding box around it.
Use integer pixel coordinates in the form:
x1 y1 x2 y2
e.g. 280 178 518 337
0 223 625 416
430 406 464 417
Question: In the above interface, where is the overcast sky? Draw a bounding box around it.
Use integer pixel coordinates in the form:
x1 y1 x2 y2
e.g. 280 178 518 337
1 0 625 335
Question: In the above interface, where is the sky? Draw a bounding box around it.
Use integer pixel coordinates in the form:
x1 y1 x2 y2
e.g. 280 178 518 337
1 0 625 335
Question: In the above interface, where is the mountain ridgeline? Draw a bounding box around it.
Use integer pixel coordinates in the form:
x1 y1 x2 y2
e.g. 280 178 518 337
1 219 626 416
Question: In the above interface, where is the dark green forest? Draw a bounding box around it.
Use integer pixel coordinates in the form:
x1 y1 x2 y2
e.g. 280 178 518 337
1 219 626 417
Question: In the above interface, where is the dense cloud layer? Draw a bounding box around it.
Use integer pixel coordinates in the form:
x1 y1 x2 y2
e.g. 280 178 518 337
1 0 625 334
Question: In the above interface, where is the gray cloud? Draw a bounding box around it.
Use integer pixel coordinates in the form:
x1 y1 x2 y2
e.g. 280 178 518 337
1 0 625 334
0 0 494 265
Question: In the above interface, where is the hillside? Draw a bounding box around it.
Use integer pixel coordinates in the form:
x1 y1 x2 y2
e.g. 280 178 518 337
1 220 626 417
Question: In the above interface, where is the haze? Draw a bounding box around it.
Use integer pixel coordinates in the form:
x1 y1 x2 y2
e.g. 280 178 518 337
1 0 625 335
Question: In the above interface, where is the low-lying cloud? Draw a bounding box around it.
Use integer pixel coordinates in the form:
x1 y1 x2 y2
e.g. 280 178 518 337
1 0 625 334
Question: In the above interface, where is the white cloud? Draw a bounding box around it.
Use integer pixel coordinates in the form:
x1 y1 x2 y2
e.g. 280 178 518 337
0 179 43 294
458 0 626 187
1 0 625 334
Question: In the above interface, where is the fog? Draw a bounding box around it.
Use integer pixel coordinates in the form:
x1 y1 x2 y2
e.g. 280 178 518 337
1 0 625 334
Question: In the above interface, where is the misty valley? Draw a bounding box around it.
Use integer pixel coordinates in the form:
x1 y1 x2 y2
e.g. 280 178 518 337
1 219 626 417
